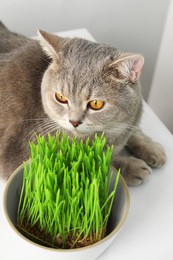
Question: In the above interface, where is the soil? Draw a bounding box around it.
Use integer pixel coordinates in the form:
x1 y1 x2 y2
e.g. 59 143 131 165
16 221 106 249
16 222 57 248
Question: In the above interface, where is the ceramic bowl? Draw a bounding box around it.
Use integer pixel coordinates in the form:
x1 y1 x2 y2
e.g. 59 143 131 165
3 163 130 260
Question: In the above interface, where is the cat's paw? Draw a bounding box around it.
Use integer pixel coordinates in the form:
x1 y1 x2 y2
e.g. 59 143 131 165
137 142 166 168
122 157 152 186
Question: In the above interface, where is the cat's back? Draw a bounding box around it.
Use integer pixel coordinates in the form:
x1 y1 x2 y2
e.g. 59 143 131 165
0 21 31 54
0 23 50 138
0 39 49 115
0 21 34 70
0 21 49 100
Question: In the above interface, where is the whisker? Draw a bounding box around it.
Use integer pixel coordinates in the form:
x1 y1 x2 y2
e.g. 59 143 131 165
85 122 139 135
21 118 58 142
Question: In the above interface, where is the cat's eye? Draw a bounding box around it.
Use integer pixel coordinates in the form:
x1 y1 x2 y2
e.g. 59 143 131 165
88 100 104 110
55 92 68 104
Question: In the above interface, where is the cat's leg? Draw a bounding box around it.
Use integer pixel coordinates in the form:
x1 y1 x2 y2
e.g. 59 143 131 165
126 128 166 168
111 154 152 186
111 128 166 186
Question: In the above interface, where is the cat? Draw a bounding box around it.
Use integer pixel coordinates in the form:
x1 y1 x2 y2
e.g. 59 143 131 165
0 21 166 185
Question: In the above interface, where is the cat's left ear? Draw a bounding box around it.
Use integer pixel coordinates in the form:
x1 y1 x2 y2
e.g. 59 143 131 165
38 30 62 60
108 53 144 83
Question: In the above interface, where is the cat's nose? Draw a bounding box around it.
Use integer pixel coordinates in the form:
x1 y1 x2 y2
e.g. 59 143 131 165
69 120 82 128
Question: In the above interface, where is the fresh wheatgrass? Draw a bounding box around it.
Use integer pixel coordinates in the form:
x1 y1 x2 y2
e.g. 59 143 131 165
17 133 120 249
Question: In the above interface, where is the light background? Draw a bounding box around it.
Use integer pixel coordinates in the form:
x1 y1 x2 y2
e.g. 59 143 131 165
0 0 172 132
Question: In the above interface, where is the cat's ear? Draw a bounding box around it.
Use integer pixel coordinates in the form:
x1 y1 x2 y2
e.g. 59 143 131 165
38 30 62 60
107 53 144 83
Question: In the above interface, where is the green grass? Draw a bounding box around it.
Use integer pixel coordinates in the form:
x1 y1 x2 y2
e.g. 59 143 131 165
17 133 120 248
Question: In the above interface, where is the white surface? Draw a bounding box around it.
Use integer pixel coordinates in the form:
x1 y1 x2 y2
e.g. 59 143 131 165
1 29 173 260
148 0 173 133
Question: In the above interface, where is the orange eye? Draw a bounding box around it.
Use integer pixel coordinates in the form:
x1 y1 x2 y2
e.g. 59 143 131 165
55 92 68 104
88 100 104 110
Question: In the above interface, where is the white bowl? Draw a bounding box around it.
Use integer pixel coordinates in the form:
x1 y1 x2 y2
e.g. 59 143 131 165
3 163 130 260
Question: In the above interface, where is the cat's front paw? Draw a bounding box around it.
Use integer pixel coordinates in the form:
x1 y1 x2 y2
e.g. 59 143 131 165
122 157 152 186
137 142 166 168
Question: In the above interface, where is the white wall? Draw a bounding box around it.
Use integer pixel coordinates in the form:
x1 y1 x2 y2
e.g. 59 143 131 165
148 0 173 133
0 0 170 100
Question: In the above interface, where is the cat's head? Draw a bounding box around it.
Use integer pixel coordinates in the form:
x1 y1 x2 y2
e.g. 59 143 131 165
38 30 144 137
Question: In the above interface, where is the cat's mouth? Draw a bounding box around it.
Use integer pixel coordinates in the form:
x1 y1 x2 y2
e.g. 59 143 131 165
57 119 94 137
72 128 91 138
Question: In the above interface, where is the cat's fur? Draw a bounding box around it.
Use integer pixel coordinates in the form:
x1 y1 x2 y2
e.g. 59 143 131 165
0 22 166 185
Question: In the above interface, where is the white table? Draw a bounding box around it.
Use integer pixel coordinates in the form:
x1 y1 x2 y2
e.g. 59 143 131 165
1 29 173 260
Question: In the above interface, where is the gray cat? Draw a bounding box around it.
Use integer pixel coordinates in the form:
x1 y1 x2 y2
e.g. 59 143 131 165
0 22 166 185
